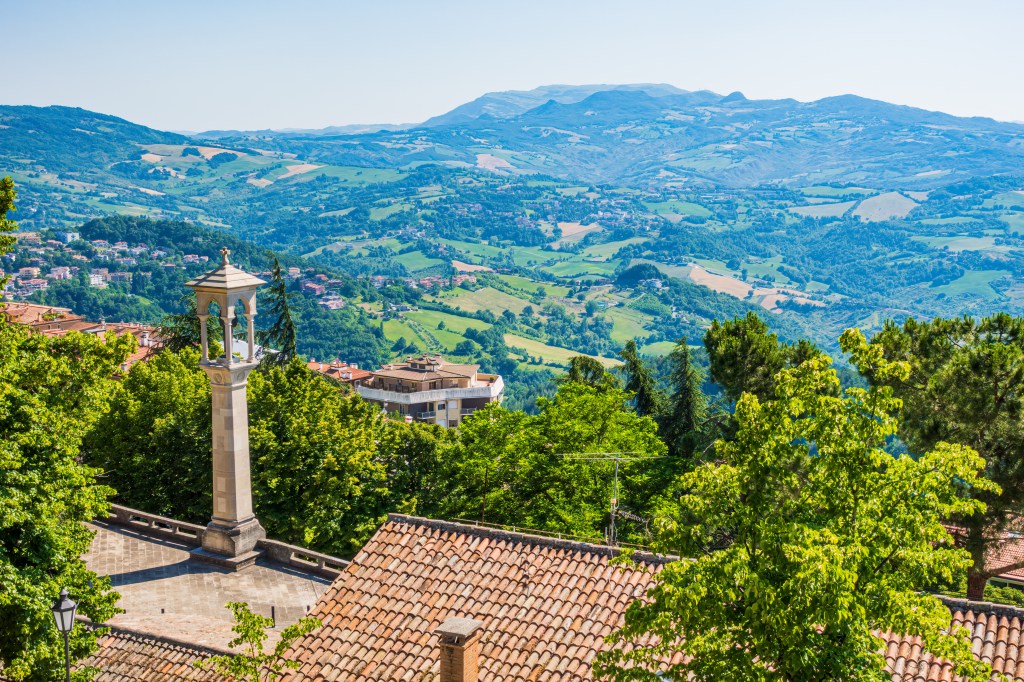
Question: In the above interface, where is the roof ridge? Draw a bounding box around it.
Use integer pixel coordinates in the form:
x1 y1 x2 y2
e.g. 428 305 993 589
386 514 675 565
80 619 233 657
938 594 1024 619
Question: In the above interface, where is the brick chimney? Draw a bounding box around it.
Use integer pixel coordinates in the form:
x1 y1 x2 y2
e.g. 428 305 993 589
435 618 483 682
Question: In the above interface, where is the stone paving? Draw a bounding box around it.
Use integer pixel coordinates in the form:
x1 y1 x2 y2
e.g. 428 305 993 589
84 521 332 650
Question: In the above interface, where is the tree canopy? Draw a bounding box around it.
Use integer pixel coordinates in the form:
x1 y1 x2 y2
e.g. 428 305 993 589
704 312 819 403
846 313 1024 599
83 347 213 521
596 334 994 682
438 379 667 541
0 322 135 680
618 339 667 418
661 338 713 459
0 176 17 288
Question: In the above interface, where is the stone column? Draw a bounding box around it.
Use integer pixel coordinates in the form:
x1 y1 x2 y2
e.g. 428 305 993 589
196 362 266 563
198 313 209 362
186 249 267 571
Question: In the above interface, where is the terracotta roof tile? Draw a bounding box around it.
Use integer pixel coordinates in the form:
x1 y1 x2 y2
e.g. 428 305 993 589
880 597 1024 681
74 625 227 681
279 515 673 681
284 516 1024 681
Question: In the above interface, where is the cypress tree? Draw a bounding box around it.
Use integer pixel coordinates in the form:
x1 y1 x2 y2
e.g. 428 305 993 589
618 340 667 418
663 338 709 458
258 258 297 365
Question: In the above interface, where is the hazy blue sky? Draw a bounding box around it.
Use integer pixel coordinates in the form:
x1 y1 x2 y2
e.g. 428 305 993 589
5 0 1022 131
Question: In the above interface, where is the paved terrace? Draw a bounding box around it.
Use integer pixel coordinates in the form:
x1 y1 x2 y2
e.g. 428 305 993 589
84 507 342 649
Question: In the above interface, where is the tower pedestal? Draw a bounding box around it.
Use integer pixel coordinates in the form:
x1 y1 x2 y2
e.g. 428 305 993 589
202 516 266 556
190 517 266 571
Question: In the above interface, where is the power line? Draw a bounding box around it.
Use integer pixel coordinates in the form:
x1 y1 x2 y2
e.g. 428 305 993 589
556 451 667 545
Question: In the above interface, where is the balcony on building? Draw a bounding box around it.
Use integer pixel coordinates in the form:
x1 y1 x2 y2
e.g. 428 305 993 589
355 354 503 428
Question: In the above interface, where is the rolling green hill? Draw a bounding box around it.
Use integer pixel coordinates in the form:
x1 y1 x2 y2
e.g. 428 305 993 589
4 89 1024 375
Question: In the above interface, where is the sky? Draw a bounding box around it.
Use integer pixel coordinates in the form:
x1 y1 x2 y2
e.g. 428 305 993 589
5 0 1023 131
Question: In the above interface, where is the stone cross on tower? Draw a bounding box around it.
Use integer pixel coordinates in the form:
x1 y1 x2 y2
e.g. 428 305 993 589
185 248 267 569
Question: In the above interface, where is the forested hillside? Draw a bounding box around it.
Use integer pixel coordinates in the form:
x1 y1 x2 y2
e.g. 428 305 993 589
4 88 1024 371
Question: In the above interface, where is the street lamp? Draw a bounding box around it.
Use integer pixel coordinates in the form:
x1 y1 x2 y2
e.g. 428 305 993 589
51 588 77 682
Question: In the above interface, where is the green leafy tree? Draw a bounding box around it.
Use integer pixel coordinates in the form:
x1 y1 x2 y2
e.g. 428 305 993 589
846 313 1024 599
618 340 667 418
257 258 298 366
566 355 614 388
0 323 135 680
661 339 711 459
247 360 394 554
596 336 994 682
197 602 318 682
439 381 666 540
704 312 819 402
377 419 456 518
1 176 17 289
82 347 212 522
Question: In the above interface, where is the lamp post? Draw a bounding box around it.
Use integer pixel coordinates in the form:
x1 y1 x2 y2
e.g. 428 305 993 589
51 588 77 682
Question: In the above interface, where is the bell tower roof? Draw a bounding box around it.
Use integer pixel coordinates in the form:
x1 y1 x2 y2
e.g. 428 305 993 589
185 248 266 291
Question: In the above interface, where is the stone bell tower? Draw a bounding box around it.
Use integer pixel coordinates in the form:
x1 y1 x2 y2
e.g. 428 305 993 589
186 248 267 569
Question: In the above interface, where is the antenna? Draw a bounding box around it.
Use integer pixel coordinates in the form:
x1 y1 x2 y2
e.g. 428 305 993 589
557 452 667 545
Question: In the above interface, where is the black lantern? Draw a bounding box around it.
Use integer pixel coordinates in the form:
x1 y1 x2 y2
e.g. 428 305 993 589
51 588 77 682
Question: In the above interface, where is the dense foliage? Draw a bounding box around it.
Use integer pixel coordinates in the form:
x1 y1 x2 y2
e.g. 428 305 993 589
849 314 1024 599
0 178 134 681
0 177 17 286
83 348 213 520
596 339 995 682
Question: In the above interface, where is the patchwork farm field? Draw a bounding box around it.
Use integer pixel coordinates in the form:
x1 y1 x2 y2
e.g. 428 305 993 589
504 334 619 368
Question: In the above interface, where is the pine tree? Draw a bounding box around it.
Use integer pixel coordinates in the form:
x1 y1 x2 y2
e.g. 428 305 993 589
663 338 709 458
618 340 666 418
157 293 222 355
258 258 297 366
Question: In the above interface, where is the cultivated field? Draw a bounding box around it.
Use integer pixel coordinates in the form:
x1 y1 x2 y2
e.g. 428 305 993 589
504 334 619 368
689 265 752 298
852 192 918 221
789 200 856 218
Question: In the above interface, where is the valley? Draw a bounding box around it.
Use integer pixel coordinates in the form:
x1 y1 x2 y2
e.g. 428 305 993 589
3 88 1024 391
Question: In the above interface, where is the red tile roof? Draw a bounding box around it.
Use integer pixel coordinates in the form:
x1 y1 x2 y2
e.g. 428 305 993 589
281 514 677 681
882 597 1024 681
54 517 1024 681
306 359 373 384
76 624 227 681
278 515 1024 682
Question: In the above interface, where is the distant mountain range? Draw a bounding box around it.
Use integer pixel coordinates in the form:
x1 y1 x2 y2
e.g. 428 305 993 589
190 84 687 138
179 84 1024 190
3 84 1024 192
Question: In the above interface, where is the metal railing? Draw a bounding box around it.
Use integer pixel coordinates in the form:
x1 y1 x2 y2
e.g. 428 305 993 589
356 376 504 406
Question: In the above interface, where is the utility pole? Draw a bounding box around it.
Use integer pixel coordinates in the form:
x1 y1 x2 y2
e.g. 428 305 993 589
557 452 666 546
